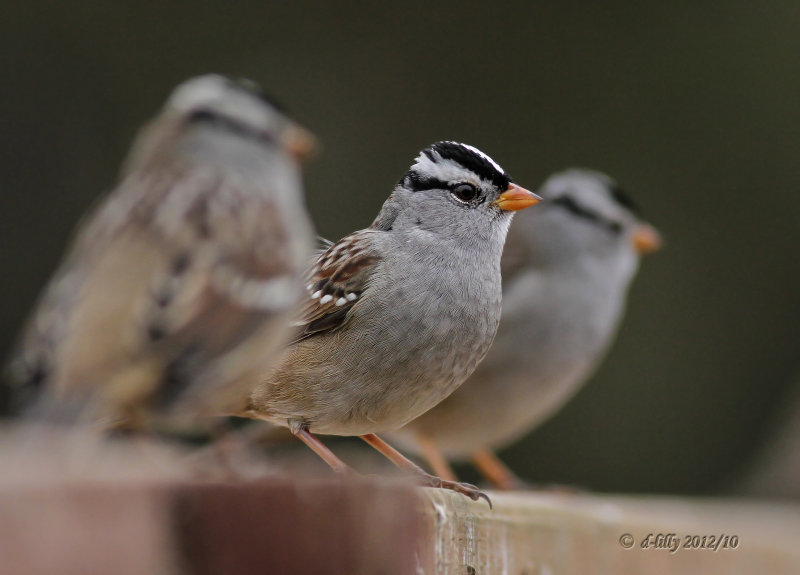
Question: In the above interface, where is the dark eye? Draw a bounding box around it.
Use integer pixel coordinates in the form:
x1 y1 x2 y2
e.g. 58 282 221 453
451 183 478 203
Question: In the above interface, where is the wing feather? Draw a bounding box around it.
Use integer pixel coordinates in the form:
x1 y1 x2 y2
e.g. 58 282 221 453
290 230 380 344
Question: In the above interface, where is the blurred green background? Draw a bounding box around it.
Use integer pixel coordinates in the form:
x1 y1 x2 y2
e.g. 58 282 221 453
2 1 798 495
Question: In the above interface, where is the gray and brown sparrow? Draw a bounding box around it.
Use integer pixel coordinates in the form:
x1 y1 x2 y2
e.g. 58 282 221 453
390 168 661 489
6 75 315 428
237 141 540 502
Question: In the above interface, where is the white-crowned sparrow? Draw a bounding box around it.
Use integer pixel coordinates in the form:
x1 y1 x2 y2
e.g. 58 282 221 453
390 168 661 489
6 74 315 428
238 141 541 502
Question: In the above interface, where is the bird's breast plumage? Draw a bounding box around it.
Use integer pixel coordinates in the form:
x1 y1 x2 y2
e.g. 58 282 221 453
252 227 504 435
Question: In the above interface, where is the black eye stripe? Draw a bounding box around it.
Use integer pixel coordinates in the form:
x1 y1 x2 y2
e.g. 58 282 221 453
550 196 624 235
402 174 486 207
402 173 449 192
187 108 276 144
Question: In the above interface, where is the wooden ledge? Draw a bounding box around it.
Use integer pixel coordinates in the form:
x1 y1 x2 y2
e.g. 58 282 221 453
421 489 800 574
1 473 799 574
0 477 422 575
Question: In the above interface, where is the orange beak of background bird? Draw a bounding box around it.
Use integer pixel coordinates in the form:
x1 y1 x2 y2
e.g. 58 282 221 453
632 223 663 254
491 184 542 211
281 125 317 161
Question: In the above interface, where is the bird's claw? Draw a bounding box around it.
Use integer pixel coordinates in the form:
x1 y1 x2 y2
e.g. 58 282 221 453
420 475 492 508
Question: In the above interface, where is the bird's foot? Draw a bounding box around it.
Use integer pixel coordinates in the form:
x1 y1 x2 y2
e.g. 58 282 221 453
419 473 492 508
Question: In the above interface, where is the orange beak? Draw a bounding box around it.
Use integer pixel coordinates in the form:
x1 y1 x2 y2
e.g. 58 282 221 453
632 223 663 254
491 183 542 212
281 125 317 161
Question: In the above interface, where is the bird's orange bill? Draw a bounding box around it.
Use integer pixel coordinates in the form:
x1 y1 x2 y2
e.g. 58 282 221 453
281 125 317 161
632 223 663 254
491 184 542 211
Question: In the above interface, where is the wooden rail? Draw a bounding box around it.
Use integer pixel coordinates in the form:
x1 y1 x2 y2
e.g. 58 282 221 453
0 429 798 574
2 475 799 574
421 489 800 574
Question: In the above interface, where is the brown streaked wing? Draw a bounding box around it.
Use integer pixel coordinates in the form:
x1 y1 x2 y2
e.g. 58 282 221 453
290 230 380 344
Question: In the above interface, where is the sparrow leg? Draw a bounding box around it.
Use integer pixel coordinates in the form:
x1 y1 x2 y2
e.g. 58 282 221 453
471 448 526 490
414 433 458 482
291 424 353 474
360 433 491 508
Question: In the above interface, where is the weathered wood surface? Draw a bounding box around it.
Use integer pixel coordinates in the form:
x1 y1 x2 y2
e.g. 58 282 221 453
0 429 798 575
2 478 799 575
0 478 424 575
422 490 800 575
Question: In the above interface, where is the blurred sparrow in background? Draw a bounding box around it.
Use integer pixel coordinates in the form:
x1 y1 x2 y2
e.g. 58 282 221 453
6 75 315 429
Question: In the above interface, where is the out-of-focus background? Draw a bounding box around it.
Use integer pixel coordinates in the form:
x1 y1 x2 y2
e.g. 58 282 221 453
1 1 798 496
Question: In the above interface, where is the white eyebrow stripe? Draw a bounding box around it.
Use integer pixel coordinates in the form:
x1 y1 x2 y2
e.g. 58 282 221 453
411 154 488 186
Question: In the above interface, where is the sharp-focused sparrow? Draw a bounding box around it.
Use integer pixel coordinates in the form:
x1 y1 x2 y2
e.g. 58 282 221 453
239 141 540 502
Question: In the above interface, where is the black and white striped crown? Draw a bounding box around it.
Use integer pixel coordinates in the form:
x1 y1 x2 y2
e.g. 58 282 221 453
402 141 512 192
